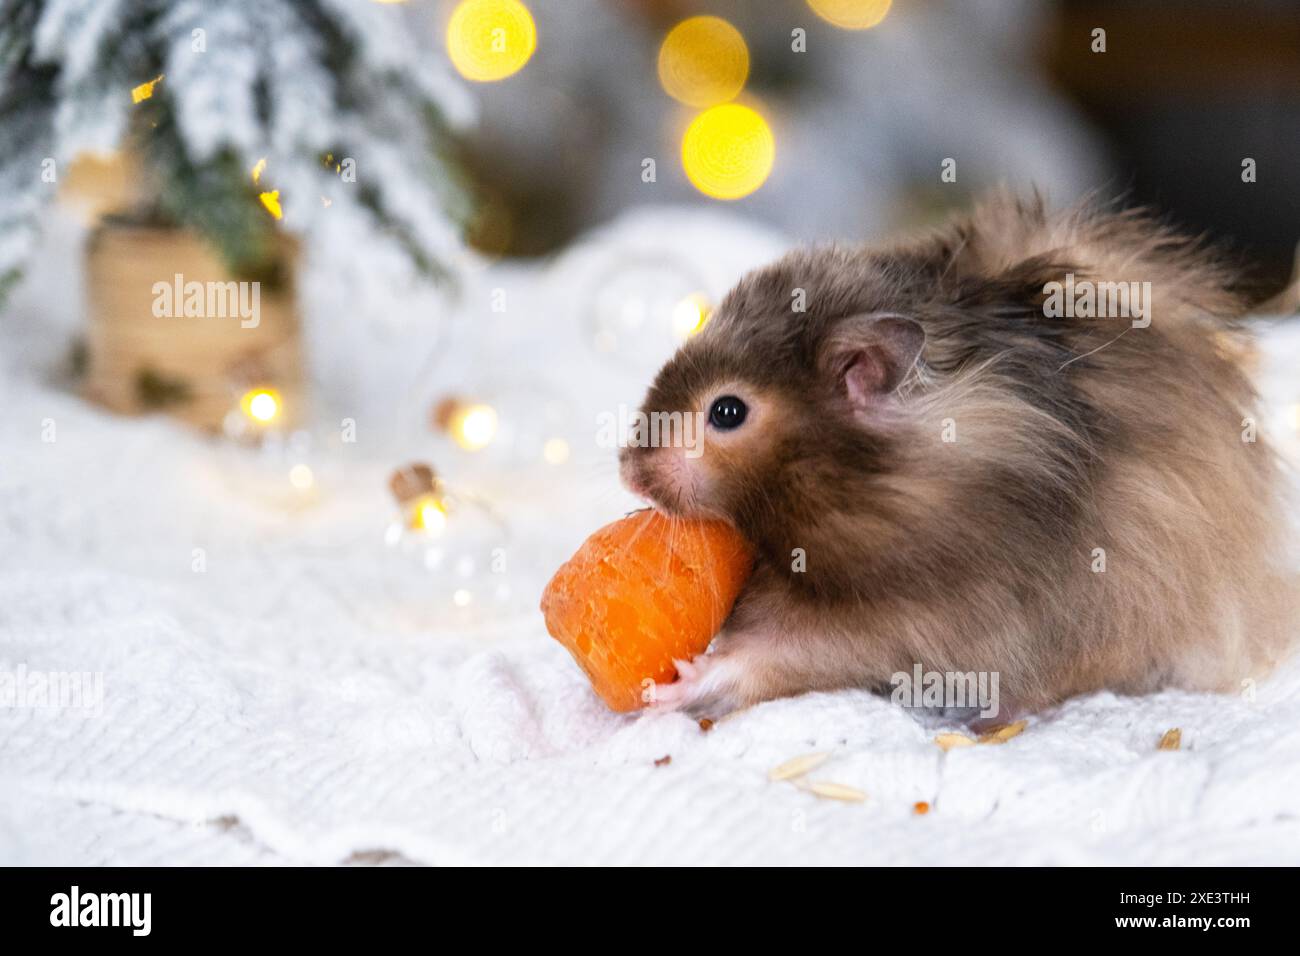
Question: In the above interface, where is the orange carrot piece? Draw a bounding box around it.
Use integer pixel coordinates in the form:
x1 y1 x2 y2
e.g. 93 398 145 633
541 510 755 712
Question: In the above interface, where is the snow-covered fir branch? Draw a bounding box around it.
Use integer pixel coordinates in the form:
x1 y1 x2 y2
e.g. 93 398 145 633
0 0 475 301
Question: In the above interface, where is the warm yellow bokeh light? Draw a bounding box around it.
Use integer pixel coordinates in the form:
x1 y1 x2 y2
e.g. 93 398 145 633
240 388 281 424
657 16 749 108
451 403 498 451
681 103 775 201
411 494 448 535
446 0 537 83
288 464 314 490
806 0 892 30
671 293 712 339
542 437 570 465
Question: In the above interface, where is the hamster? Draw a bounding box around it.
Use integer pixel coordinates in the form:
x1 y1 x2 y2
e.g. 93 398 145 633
619 192 1297 718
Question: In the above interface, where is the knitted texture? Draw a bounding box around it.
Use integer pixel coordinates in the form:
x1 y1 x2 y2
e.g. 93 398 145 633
2 212 1298 865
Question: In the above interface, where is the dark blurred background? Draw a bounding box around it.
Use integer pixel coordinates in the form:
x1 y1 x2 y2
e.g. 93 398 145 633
1048 0 1300 294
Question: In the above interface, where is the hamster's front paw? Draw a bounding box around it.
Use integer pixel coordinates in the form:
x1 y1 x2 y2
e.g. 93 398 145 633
648 653 741 717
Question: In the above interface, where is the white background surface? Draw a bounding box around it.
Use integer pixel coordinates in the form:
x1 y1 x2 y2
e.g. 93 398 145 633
3 208 1299 865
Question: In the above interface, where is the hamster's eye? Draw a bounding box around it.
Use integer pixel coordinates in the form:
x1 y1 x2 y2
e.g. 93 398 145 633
708 395 748 430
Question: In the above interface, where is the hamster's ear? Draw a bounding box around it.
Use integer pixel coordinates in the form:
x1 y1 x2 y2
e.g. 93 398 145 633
821 315 925 409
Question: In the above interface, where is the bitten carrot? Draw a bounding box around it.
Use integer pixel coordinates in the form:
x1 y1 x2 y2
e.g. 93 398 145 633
540 510 755 712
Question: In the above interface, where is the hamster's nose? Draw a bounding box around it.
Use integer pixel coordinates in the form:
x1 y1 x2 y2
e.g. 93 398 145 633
619 454 652 499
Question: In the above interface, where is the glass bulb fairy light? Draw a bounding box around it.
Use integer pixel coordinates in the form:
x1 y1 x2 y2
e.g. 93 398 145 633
216 386 328 508
242 387 281 423
449 403 499 451
381 462 520 627
671 292 713 341
583 253 712 372
224 386 284 439
431 389 578 471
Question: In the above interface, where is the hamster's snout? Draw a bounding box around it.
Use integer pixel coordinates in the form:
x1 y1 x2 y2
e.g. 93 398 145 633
618 449 652 499
619 445 703 516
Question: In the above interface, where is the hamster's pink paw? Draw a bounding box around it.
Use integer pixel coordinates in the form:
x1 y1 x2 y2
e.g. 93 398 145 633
648 654 738 715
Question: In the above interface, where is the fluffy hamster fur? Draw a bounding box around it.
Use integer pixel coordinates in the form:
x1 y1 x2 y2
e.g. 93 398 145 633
619 193 1297 716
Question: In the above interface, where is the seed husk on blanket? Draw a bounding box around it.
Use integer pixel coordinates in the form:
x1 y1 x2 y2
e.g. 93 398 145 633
1157 728 1181 751
977 719 1027 745
934 732 976 751
654 754 672 767
768 751 830 781
796 780 867 803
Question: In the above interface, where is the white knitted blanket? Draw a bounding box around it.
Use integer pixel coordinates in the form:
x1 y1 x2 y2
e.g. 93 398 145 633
3 210 1299 866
